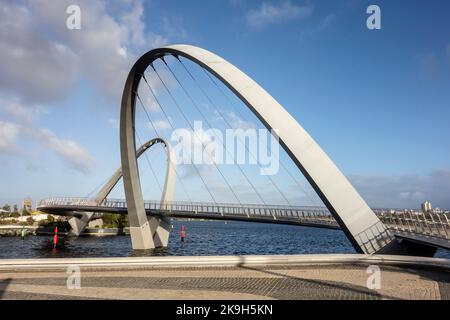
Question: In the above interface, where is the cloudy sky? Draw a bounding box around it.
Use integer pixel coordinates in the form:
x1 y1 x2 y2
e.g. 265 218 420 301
0 0 449 209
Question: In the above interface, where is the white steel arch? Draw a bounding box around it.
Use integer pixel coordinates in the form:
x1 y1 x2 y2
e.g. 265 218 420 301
120 44 401 253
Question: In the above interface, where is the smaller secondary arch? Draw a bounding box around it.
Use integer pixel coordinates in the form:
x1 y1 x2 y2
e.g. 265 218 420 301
95 137 176 206
68 137 176 242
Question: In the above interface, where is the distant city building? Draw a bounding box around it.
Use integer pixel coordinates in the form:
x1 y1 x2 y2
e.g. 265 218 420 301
28 213 50 222
432 207 444 214
421 201 432 213
22 197 33 212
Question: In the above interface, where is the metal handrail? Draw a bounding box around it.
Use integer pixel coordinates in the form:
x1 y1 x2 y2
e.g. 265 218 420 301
38 197 450 240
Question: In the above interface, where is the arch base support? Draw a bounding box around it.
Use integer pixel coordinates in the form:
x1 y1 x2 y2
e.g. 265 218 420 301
376 238 437 257
68 214 171 249
130 216 171 249
148 216 171 248
129 221 154 250
67 213 93 237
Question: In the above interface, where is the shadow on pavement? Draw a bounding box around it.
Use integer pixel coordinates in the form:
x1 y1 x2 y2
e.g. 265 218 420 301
235 257 401 300
0 278 12 300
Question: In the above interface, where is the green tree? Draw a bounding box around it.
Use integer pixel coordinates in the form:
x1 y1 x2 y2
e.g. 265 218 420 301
117 214 129 229
1 204 10 218
102 213 115 227
10 211 20 218
26 216 34 225
102 213 129 228
21 207 30 216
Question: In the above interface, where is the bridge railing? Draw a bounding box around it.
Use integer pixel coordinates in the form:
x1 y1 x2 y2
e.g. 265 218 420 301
38 197 98 207
376 209 450 240
105 198 334 222
37 197 450 240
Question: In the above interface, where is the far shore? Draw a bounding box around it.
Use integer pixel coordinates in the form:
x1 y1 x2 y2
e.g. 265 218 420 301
0 225 128 237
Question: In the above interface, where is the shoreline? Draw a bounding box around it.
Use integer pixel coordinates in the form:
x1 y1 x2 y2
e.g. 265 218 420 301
0 226 129 237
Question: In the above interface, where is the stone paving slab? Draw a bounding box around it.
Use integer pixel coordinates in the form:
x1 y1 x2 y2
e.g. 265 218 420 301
1 264 448 300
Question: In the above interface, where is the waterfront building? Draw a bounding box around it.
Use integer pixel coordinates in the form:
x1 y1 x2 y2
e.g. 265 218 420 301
422 201 432 213
22 197 33 212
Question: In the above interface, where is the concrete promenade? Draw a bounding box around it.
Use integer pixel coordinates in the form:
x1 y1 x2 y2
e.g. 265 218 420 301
0 254 449 300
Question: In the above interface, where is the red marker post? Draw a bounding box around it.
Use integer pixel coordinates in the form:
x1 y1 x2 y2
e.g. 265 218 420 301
53 226 58 249
180 225 185 242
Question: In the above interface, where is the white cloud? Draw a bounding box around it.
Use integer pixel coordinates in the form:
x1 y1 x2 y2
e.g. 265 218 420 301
120 1 147 48
226 111 255 130
0 0 171 106
161 16 188 40
349 169 450 209
34 128 95 174
0 0 176 174
0 96 94 174
140 94 161 113
151 119 171 131
246 1 313 29
29 0 169 103
300 13 336 40
0 96 45 125
0 2 79 104
0 121 20 153
117 47 127 58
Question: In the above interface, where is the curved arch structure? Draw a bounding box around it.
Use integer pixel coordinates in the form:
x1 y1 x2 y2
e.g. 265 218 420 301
69 137 175 247
121 44 406 254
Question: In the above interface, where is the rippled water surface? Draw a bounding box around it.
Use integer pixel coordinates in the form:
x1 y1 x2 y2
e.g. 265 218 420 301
0 221 449 259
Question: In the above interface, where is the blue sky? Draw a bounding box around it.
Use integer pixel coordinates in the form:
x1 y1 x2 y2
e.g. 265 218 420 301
0 0 449 209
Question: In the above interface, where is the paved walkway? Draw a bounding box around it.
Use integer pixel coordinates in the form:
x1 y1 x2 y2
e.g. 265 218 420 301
1 262 449 299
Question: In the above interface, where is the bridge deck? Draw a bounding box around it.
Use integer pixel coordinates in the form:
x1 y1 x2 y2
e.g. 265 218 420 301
37 198 450 250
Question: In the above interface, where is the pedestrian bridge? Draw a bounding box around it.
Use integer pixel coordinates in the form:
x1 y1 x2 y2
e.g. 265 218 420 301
36 44 450 257
38 197 450 254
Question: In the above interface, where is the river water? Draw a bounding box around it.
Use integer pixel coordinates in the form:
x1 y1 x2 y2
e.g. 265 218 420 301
0 221 449 259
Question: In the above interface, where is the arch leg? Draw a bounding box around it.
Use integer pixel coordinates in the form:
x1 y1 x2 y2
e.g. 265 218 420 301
153 217 171 247
129 222 155 249
67 213 93 236
68 212 171 249
147 216 171 248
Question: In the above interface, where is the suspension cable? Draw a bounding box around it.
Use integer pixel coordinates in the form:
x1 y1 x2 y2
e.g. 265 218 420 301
173 56 294 206
135 130 163 193
136 92 194 204
198 60 321 207
85 174 113 199
149 62 243 205
140 73 218 204
160 56 269 206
